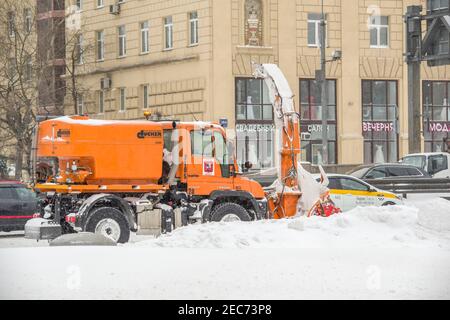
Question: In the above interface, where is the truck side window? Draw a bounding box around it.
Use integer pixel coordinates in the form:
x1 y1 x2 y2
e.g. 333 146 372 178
190 130 213 157
213 132 228 165
163 130 173 151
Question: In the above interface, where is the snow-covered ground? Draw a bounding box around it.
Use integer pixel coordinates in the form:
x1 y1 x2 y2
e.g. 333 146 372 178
0 197 449 300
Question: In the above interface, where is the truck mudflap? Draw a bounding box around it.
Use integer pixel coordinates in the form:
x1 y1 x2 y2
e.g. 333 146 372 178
24 218 62 241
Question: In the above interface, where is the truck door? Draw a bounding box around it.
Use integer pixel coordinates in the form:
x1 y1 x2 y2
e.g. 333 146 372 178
187 129 234 196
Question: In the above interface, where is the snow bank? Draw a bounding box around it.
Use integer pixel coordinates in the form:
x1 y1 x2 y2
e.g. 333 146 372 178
134 203 450 250
1 199 450 300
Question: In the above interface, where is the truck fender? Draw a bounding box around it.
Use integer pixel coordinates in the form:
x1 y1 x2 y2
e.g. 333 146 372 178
78 194 137 232
209 190 266 220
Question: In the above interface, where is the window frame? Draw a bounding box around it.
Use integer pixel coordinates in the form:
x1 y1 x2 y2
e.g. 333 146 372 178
142 84 149 109
189 11 199 46
423 80 450 152
235 77 275 170
118 25 127 58
369 16 389 48
140 21 150 54
96 30 105 61
119 88 126 112
362 80 399 164
307 13 327 48
299 78 338 165
98 90 105 114
164 16 173 50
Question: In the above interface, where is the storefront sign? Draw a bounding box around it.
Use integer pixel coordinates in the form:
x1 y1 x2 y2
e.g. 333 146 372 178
300 124 334 141
363 122 394 132
428 122 450 133
236 124 275 132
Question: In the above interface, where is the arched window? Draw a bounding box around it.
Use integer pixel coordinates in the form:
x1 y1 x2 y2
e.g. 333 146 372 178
245 0 263 46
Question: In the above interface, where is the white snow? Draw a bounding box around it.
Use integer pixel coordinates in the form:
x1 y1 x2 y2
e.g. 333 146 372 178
0 198 449 300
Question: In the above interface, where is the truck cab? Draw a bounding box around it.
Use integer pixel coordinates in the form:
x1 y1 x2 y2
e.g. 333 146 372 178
399 152 450 178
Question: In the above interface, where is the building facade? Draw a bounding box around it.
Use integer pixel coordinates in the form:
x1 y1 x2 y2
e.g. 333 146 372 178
66 0 450 169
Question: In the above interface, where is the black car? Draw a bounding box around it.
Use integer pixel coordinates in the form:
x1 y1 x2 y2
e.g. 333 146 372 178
0 181 40 232
348 163 431 180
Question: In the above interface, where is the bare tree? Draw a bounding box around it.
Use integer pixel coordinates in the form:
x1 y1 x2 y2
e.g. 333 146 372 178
0 1 94 180
0 0 40 180
62 5 93 115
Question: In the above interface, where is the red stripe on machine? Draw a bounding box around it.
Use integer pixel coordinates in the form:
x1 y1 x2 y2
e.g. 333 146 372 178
0 215 34 219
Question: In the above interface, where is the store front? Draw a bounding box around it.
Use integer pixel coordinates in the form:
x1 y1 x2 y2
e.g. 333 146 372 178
423 81 450 152
299 79 337 164
235 78 274 170
362 80 399 164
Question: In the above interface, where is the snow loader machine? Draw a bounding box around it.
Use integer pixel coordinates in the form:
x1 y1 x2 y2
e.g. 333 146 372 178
26 64 339 243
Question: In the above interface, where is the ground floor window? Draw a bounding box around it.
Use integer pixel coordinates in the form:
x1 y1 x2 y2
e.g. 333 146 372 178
423 81 450 152
235 78 274 170
362 80 399 163
299 79 337 164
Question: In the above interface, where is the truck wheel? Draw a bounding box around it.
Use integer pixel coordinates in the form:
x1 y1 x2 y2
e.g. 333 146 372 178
85 207 130 244
210 203 251 222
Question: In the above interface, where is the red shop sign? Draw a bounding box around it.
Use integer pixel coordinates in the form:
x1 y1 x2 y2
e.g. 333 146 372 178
428 122 450 133
363 122 394 132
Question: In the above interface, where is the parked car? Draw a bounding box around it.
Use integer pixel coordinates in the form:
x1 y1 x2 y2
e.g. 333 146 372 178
315 174 403 212
0 181 40 232
347 163 430 180
399 152 450 178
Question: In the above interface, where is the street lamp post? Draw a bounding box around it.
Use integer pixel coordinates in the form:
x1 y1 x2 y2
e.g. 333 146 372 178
316 0 341 165
319 1 328 165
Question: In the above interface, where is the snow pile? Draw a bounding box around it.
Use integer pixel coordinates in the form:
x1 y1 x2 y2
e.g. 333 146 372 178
1 199 450 299
134 203 450 250
414 198 450 233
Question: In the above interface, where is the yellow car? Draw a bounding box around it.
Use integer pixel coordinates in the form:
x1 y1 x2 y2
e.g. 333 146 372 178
315 174 403 212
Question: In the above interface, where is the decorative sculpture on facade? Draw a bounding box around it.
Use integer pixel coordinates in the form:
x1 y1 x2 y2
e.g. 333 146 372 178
245 0 263 46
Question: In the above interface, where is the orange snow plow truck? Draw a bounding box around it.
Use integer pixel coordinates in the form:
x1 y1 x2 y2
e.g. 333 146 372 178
26 64 339 243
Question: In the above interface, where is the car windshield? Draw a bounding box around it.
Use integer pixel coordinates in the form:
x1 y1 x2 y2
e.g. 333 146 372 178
402 156 426 170
348 167 370 179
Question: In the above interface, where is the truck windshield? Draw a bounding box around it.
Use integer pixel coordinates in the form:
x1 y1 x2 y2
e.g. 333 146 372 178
402 156 426 170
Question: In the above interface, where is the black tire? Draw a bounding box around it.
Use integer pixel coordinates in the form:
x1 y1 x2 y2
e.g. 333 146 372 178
382 201 396 206
210 202 251 222
84 207 130 244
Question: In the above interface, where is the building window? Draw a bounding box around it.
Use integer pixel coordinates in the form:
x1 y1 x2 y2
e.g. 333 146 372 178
307 13 326 47
118 25 126 57
189 12 199 46
76 0 83 11
143 85 149 109
427 0 449 12
235 78 274 170
362 80 398 164
423 81 450 152
76 34 84 64
141 21 149 53
8 11 15 37
300 79 337 165
119 88 126 111
434 27 449 55
97 0 104 8
77 94 84 115
369 16 389 48
25 55 32 81
24 8 32 32
99 91 104 114
96 30 104 60
164 16 173 50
